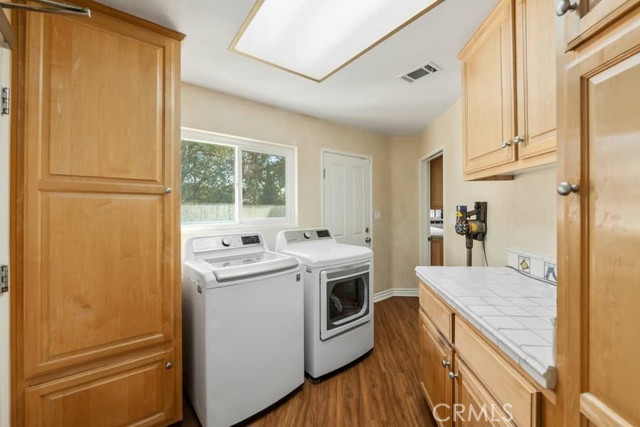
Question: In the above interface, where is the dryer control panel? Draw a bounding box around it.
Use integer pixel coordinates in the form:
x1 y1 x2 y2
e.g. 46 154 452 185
282 229 333 243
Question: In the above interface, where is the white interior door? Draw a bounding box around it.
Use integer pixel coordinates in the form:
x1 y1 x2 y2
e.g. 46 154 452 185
322 151 371 247
0 46 10 427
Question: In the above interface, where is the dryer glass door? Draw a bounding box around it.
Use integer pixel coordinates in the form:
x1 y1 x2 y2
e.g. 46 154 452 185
320 263 372 340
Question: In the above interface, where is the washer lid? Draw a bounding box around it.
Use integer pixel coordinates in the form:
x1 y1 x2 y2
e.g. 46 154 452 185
202 252 299 283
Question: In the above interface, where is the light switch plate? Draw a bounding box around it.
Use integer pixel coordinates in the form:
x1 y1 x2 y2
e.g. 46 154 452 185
374 210 382 220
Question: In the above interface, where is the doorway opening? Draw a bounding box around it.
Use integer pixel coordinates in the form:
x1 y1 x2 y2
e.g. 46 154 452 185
419 149 444 266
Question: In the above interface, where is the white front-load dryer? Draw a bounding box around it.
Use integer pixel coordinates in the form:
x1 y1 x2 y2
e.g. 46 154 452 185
275 228 374 379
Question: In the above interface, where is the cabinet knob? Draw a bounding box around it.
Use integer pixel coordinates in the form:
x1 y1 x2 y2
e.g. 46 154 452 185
556 0 577 16
500 140 512 149
513 135 524 144
164 187 172 194
448 371 459 380
557 181 579 196
165 362 173 370
441 358 451 368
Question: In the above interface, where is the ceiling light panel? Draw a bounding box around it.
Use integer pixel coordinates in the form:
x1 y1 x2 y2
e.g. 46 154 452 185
231 0 442 82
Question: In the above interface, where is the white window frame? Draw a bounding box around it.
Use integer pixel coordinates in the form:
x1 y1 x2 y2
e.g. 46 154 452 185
180 128 297 229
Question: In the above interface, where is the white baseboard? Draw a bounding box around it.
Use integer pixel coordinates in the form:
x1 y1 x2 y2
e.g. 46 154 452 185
373 288 419 303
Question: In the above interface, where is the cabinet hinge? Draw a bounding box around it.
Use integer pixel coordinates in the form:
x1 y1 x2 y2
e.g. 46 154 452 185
323 168 326 179
1 265 8 293
1 87 9 115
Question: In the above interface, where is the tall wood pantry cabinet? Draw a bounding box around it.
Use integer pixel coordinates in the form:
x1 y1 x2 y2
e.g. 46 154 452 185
10 2 185 426
556 0 640 425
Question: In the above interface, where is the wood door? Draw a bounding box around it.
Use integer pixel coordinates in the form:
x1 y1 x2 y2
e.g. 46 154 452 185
459 0 516 176
13 6 183 425
430 238 443 267
323 152 372 247
25 350 175 427
429 156 443 210
454 360 516 427
419 312 453 427
515 0 557 159
557 5 640 426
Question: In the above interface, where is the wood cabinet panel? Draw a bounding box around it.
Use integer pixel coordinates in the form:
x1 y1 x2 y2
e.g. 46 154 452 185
419 312 453 427
46 17 164 182
24 193 171 375
558 7 640 425
515 0 557 159
25 351 175 427
454 359 516 427
455 318 539 427
460 0 516 175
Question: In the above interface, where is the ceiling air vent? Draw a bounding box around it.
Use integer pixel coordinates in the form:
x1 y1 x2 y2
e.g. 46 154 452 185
398 61 442 83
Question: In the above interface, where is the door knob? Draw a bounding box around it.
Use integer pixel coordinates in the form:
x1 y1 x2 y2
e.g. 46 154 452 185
448 371 459 379
556 0 578 16
365 237 372 243
557 181 579 196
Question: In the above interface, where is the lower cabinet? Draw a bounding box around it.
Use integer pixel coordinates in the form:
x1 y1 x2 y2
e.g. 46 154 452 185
454 359 516 427
419 312 453 427
24 350 175 427
419 282 545 427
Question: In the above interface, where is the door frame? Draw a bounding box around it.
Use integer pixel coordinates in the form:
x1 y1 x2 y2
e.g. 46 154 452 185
419 147 444 266
320 149 374 246
0 45 11 427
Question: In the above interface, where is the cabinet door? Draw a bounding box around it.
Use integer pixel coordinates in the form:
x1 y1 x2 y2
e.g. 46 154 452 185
20 9 181 379
454 360 516 427
562 0 640 49
419 312 453 427
25 351 175 427
558 5 640 426
515 0 557 159
459 0 516 176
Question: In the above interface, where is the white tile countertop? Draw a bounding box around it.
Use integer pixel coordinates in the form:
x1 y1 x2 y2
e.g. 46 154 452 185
415 266 557 389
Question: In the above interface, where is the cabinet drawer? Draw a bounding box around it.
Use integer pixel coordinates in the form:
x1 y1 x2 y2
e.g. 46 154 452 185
419 282 454 343
25 350 176 427
455 318 539 427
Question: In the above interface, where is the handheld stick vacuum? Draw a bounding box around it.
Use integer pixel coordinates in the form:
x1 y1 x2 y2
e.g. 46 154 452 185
455 202 488 266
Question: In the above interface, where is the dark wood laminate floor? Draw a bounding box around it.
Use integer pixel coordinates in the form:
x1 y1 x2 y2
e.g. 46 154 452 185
176 297 436 427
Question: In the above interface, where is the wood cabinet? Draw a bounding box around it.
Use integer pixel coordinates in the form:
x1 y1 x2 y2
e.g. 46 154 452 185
418 282 549 427
459 0 516 177
459 0 557 180
557 2 640 426
419 312 453 427
11 2 185 426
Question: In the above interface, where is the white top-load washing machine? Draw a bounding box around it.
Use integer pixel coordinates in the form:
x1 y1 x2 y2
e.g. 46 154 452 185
275 228 374 379
183 233 304 427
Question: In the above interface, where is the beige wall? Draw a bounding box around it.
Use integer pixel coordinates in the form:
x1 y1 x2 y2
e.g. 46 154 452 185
418 100 557 268
181 83 392 293
389 136 421 289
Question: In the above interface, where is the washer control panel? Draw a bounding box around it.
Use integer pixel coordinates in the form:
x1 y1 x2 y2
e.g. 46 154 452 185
283 229 333 243
191 234 262 253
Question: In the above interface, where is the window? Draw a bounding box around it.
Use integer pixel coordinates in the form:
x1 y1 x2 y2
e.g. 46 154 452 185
180 129 296 225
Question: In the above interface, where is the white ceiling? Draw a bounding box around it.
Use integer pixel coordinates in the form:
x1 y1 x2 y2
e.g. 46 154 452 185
97 0 497 135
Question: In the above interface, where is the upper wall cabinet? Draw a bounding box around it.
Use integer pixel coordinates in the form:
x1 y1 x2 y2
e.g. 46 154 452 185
459 0 557 181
